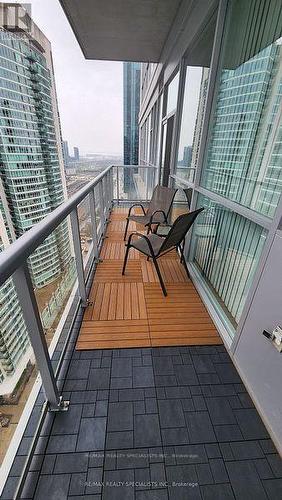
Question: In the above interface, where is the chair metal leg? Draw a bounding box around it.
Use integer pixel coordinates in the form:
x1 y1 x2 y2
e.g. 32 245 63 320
179 245 190 280
177 244 183 263
153 257 167 296
179 241 185 263
122 244 130 275
123 218 129 241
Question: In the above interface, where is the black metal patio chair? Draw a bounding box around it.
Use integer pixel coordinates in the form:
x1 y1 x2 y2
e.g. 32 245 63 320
122 207 204 296
155 187 193 237
123 185 177 241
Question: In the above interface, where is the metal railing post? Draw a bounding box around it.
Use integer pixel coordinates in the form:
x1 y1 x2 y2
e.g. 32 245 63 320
105 172 110 213
110 167 114 206
102 175 108 217
107 171 112 212
116 166 120 204
12 264 68 412
146 168 149 201
70 208 88 306
98 180 106 231
89 189 99 260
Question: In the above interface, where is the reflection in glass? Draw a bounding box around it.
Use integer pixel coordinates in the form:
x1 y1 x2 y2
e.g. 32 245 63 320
201 4 282 218
176 66 209 182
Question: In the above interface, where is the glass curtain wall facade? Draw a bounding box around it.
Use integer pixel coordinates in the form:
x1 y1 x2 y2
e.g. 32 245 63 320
0 25 72 394
140 0 282 340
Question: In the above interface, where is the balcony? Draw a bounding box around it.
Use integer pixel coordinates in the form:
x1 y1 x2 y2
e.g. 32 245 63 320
0 166 281 500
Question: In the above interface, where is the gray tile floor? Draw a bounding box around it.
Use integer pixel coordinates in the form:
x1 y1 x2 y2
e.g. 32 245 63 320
15 344 282 499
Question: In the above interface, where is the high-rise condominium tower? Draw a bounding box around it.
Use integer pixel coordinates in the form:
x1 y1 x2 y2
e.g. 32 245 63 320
0 5 71 394
123 62 141 192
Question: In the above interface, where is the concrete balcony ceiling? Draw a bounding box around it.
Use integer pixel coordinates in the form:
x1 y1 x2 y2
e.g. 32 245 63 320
59 0 183 62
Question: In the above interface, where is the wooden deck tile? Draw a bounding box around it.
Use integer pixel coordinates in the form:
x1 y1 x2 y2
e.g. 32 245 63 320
101 241 140 260
141 259 188 283
107 220 136 233
110 206 144 220
76 208 223 349
94 261 142 283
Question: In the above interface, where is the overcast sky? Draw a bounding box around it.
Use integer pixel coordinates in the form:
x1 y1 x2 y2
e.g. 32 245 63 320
13 0 123 155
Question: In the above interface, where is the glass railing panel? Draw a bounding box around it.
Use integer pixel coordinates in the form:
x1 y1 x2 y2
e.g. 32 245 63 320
29 216 77 343
0 275 38 468
0 217 79 488
94 184 103 241
116 166 156 202
0 166 112 493
77 194 93 268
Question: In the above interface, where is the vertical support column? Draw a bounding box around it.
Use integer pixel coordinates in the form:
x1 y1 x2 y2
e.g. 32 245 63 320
98 180 106 232
170 58 186 177
116 166 120 205
70 208 88 306
102 175 109 219
89 189 99 260
106 171 111 213
109 167 114 207
13 264 68 411
145 168 149 202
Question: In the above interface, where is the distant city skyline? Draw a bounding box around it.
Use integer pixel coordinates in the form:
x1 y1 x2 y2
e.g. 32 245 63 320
9 0 124 155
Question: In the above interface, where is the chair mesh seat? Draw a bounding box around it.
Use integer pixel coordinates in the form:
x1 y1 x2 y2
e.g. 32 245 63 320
128 213 166 225
124 185 177 241
131 233 164 256
155 224 171 237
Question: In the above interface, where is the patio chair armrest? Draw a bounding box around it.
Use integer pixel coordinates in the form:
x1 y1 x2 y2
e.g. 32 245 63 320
127 232 155 256
127 203 146 218
147 209 168 226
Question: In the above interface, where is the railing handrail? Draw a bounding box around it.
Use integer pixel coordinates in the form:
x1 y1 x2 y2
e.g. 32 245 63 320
114 164 158 169
0 165 112 287
0 164 157 287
